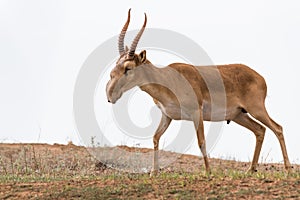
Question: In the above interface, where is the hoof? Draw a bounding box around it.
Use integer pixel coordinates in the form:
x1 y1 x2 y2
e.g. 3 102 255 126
246 167 257 174
206 169 211 176
150 170 158 177
286 165 293 173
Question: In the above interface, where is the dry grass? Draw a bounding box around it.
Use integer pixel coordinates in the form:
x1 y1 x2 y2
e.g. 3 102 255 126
0 143 299 199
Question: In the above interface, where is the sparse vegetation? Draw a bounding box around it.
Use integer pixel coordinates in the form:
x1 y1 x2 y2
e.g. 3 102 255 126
0 143 299 199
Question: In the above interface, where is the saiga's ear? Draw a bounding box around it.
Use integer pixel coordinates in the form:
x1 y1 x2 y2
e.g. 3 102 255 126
125 45 129 52
138 50 147 63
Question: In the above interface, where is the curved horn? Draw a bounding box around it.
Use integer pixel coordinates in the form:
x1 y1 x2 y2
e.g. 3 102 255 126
128 13 147 58
118 9 131 55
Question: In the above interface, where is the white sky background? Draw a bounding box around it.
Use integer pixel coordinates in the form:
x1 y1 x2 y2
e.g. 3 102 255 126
0 0 300 163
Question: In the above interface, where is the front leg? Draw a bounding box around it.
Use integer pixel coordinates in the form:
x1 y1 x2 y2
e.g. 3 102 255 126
193 110 210 174
151 113 171 176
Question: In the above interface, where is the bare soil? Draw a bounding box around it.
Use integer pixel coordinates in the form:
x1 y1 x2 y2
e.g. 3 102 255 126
0 143 299 199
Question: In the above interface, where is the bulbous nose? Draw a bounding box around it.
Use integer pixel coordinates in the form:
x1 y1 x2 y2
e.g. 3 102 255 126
108 99 111 103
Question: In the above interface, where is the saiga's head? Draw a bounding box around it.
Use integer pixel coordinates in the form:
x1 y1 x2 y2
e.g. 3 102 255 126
106 9 148 104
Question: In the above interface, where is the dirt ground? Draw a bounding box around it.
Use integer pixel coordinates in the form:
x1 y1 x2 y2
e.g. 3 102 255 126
0 143 299 199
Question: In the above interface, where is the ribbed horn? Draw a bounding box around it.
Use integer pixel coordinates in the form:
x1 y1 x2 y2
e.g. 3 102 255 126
118 9 131 55
128 13 147 58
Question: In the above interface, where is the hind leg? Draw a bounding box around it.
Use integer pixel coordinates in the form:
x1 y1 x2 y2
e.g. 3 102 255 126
233 112 266 172
247 104 292 171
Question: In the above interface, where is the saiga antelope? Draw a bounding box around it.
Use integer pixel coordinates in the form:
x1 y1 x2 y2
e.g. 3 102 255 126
106 9 292 175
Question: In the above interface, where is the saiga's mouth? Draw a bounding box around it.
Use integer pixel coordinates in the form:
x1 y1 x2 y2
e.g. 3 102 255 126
107 93 121 104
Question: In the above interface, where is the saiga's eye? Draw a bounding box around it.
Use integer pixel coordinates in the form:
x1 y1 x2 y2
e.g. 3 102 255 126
124 67 131 75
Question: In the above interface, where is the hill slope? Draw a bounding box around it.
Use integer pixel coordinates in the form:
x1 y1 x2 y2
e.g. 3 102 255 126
0 143 299 199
